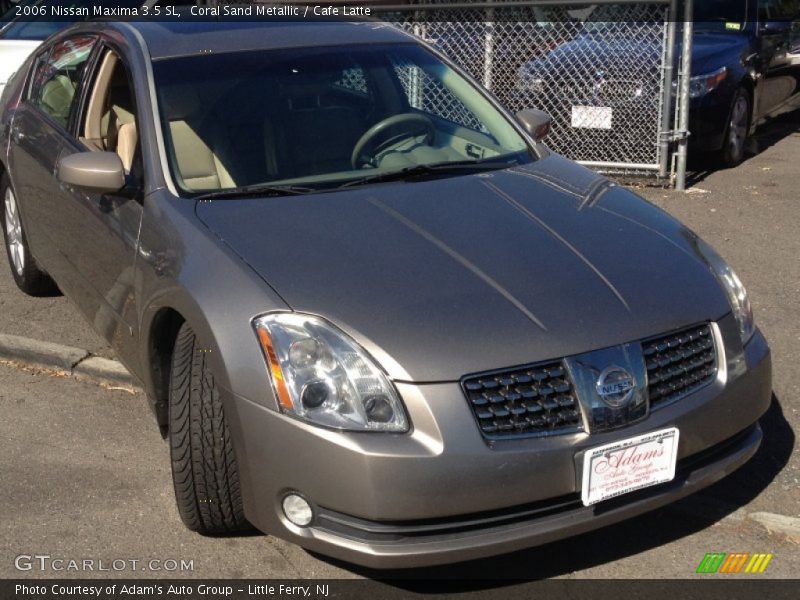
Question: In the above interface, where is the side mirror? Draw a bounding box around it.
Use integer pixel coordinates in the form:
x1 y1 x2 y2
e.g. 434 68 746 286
516 108 552 141
57 152 125 194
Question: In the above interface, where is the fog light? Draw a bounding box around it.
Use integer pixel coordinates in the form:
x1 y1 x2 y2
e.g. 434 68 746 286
282 493 313 527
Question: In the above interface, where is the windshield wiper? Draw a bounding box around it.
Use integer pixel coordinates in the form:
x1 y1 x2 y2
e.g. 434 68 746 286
194 183 317 201
339 158 520 190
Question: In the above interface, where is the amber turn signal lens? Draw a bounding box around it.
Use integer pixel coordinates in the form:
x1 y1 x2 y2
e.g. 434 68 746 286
256 327 294 411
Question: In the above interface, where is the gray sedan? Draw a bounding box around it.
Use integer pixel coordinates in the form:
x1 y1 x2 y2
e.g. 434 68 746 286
0 21 771 568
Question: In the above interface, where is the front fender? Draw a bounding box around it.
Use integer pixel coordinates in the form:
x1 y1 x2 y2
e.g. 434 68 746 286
136 191 290 417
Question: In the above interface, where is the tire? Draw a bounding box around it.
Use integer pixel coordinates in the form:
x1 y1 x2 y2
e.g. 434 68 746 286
169 322 248 534
1 174 59 296
718 88 750 168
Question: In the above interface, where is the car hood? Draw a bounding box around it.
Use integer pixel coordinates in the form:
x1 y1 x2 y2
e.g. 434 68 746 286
690 32 750 74
0 40 40 85
521 33 661 78
522 30 748 77
196 155 729 382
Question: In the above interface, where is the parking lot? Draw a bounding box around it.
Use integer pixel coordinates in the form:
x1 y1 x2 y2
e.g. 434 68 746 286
0 109 797 583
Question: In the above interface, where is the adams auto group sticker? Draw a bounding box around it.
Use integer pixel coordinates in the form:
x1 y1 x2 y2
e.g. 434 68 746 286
581 427 679 506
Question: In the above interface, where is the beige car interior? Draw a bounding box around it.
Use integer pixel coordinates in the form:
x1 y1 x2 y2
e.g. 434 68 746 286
83 53 237 191
162 73 455 192
263 78 365 180
157 56 527 193
81 51 138 174
160 85 235 191
161 78 365 192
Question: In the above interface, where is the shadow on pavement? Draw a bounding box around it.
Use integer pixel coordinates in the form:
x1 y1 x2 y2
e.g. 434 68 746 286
687 111 800 187
311 395 793 589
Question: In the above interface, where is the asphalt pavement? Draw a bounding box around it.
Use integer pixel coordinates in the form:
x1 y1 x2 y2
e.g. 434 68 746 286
0 252 113 359
0 112 798 582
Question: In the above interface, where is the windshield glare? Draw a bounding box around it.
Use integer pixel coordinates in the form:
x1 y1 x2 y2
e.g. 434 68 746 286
153 44 533 195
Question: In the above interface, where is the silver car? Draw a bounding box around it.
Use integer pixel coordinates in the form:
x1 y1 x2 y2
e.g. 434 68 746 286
0 20 771 568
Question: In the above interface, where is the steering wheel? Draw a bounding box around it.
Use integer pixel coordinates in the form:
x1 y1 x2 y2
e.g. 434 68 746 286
351 113 435 168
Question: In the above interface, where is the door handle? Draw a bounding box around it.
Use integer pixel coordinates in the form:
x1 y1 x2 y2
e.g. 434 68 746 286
12 128 26 143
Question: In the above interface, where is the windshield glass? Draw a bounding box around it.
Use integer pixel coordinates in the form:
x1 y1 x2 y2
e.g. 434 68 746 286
152 43 533 195
689 0 749 32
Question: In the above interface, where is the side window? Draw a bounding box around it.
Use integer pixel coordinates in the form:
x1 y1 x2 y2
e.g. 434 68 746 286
28 35 96 128
389 54 489 134
81 49 140 177
759 0 799 21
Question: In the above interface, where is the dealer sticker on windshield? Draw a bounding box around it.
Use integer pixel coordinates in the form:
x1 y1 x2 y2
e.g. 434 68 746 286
581 427 680 506
571 106 613 130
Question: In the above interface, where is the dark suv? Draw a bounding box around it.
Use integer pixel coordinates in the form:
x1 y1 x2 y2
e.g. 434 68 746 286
518 0 800 167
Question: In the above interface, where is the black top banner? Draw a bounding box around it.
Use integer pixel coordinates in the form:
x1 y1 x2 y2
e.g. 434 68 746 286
1 0 791 25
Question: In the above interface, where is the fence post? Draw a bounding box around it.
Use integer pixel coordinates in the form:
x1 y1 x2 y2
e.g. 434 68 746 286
484 7 495 91
659 0 679 179
412 17 427 107
675 0 693 191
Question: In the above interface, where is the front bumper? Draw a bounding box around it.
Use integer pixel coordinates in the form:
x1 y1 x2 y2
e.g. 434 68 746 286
225 318 771 568
688 87 739 152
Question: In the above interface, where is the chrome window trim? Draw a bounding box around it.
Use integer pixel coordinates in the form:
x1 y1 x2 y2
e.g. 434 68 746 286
118 22 178 197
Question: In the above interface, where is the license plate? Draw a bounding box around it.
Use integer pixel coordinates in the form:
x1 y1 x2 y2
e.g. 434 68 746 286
581 427 679 506
571 106 613 129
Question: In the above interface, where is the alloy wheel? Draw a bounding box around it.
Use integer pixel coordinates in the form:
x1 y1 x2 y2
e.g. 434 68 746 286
727 95 748 163
4 186 25 276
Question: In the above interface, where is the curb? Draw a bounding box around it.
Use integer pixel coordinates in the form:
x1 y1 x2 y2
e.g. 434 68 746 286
0 333 88 371
73 356 138 389
0 332 139 391
747 512 800 542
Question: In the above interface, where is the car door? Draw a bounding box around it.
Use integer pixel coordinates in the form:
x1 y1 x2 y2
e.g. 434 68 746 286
755 0 800 119
7 34 97 289
54 44 144 369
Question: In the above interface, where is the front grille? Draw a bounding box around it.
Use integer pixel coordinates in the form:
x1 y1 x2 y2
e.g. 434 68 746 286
644 323 717 409
462 361 582 438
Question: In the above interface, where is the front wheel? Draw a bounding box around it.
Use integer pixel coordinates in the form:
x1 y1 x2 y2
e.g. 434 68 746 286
718 88 750 168
168 322 249 534
1 174 59 296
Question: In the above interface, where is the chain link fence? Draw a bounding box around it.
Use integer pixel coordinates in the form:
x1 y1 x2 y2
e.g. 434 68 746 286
381 0 680 180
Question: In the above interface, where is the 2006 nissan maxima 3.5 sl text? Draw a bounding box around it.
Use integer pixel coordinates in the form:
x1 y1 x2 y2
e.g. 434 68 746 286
0 20 771 568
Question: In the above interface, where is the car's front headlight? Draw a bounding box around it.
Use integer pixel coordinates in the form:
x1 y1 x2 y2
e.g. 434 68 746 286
253 313 409 432
696 238 755 344
688 66 728 98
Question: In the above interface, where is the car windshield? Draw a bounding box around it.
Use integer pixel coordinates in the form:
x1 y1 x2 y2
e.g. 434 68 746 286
152 43 533 195
688 0 749 32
